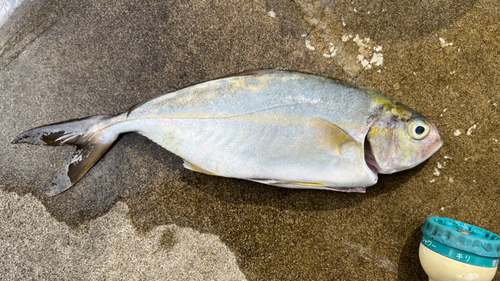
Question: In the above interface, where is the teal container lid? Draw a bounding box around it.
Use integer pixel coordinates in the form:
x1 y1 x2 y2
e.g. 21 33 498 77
421 217 500 268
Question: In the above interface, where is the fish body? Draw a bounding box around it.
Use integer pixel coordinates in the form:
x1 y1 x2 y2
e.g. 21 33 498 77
13 70 443 196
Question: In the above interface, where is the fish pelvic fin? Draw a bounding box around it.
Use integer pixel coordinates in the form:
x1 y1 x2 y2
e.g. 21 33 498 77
12 115 117 196
249 179 367 193
182 160 215 175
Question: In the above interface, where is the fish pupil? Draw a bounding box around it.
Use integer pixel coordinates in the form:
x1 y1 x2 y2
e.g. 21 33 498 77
415 126 425 135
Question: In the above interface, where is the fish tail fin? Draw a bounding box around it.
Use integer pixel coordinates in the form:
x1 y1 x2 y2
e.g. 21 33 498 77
12 115 118 196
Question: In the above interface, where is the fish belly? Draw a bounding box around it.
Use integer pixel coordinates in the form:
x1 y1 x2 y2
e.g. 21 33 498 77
131 113 377 188
120 72 380 188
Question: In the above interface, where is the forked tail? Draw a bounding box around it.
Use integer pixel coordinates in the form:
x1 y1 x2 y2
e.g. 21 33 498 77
12 115 117 196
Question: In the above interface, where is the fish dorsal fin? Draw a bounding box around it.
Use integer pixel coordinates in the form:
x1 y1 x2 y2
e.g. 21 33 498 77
311 118 358 155
127 99 150 116
222 68 287 78
128 69 287 116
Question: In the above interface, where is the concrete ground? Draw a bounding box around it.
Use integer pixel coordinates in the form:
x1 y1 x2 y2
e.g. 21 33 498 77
1 0 499 280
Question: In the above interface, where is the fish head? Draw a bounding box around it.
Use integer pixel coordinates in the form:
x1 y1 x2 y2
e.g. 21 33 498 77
366 103 443 174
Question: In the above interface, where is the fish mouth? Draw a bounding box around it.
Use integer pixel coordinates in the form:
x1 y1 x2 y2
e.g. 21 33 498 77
428 123 444 156
420 135 443 165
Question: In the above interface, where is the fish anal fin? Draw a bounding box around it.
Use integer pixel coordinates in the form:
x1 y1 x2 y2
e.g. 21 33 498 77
182 160 214 176
248 178 286 185
248 179 367 193
325 186 367 193
248 179 325 188
311 118 358 155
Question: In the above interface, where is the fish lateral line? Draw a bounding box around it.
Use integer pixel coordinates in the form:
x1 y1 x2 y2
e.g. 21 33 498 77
125 100 322 121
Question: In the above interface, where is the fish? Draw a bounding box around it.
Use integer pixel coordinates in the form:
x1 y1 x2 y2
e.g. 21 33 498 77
12 69 443 196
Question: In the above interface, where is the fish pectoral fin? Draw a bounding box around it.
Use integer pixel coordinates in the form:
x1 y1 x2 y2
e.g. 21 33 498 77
182 160 214 175
311 118 358 155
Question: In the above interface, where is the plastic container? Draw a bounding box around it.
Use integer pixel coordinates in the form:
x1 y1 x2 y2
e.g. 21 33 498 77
419 217 500 281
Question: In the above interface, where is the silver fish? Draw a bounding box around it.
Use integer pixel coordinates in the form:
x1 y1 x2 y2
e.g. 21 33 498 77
12 69 443 196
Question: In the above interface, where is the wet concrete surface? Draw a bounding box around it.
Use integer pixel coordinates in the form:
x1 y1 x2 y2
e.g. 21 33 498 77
1 0 500 280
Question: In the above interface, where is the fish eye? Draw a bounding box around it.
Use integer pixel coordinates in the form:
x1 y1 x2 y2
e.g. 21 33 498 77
408 120 430 140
